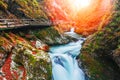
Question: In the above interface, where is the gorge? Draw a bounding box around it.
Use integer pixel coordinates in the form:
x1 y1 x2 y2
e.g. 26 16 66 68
0 0 120 80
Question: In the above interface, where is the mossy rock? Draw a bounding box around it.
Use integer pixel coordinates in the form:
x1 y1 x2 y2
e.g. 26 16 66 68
78 0 120 80
9 0 48 19
0 1 8 11
0 0 49 19
17 27 72 45
12 44 52 80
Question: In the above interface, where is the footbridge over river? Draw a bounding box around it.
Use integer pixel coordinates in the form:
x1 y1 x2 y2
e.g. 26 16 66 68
0 19 52 31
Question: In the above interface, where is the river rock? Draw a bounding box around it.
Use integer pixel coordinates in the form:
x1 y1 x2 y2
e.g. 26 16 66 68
17 27 73 45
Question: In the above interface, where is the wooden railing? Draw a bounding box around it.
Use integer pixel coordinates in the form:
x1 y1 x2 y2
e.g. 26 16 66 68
0 19 52 28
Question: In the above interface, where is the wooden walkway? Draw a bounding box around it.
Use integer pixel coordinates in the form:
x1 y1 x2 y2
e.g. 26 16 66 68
0 19 52 29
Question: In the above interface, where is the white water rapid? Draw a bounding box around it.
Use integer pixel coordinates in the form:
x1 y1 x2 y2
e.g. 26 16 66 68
49 28 86 80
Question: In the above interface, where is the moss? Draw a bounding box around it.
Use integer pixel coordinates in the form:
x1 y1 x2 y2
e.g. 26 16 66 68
18 27 71 45
14 0 48 19
0 35 13 52
0 1 8 11
81 52 109 80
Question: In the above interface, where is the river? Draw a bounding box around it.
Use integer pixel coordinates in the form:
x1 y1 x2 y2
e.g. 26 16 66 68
49 29 86 80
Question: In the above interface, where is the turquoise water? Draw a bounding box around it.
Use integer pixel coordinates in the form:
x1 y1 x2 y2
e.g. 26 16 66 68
49 30 86 80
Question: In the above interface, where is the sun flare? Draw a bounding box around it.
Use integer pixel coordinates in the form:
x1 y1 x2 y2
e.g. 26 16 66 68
73 0 91 10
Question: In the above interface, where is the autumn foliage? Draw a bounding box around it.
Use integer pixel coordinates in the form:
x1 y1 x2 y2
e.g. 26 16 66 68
45 0 115 36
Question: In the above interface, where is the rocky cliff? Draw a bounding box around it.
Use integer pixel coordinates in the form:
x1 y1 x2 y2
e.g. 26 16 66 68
1 0 120 80
79 0 120 80
0 0 48 19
